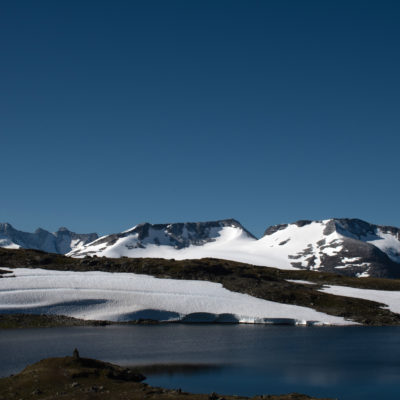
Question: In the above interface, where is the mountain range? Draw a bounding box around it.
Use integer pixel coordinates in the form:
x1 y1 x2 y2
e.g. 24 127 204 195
1 218 400 278
0 223 98 255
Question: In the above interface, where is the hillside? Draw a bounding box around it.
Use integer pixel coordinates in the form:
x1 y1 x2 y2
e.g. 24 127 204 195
1 248 400 326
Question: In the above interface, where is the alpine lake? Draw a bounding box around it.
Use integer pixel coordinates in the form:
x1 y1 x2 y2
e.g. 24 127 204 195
1 324 400 400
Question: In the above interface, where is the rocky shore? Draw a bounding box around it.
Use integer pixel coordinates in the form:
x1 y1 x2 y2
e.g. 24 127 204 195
0 352 334 400
0 313 162 329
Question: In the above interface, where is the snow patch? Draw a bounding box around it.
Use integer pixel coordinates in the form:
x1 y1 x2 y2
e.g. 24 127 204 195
0 239 20 249
319 285 400 314
341 257 362 263
366 229 400 263
286 280 316 285
0 268 354 326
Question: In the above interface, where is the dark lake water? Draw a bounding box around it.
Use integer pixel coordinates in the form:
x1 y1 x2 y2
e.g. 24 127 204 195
1 324 400 400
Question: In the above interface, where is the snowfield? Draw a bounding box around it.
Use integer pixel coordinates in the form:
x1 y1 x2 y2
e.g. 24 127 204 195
320 285 400 315
68 223 338 270
0 268 354 326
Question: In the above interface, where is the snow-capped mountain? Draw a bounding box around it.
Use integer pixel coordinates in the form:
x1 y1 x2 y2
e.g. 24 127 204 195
0 223 98 254
2 218 400 278
67 218 400 278
67 219 255 257
260 219 400 278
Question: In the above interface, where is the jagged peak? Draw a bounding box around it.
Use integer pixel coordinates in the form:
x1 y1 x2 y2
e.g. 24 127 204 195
0 222 14 230
0 223 99 255
34 227 51 235
263 218 400 238
57 227 71 233
122 219 255 239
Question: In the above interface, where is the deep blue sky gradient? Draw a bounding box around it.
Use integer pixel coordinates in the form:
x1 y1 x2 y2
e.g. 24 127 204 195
1 0 399 237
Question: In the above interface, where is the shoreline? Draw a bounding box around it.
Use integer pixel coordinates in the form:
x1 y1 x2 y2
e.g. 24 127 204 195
0 313 362 329
0 354 334 400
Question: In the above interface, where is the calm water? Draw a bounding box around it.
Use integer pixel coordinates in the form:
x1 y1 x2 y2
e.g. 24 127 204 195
1 324 400 400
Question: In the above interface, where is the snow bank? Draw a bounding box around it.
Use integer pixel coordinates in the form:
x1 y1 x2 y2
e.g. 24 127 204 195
286 279 316 285
0 268 354 326
320 285 400 315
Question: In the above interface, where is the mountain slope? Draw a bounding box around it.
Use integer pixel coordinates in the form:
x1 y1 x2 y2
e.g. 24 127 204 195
67 219 256 258
68 218 400 278
0 223 98 254
2 218 400 278
260 219 400 278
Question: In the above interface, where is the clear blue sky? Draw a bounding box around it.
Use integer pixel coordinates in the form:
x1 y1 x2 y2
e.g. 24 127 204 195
1 0 399 237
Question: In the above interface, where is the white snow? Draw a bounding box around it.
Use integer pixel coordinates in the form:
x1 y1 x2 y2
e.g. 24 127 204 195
0 239 20 249
335 263 370 273
70 226 296 268
320 285 400 314
71 220 374 273
320 242 343 256
69 222 341 270
366 229 400 263
286 280 316 285
256 222 344 269
0 268 354 325
341 257 362 263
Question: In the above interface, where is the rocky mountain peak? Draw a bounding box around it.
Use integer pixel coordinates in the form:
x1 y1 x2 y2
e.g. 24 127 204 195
2 218 400 279
261 218 400 277
0 223 99 254
0 222 15 231
57 227 71 233
85 218 256 253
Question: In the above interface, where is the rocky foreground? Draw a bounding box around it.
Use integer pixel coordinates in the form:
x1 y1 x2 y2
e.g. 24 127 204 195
0 352 333 400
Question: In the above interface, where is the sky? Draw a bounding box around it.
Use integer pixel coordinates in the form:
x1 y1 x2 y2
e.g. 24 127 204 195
1 0 399 238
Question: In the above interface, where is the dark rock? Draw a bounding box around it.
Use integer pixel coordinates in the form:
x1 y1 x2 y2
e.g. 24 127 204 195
263 224 288 236
73 348 80 359
106 368 145 382
294 220 312 227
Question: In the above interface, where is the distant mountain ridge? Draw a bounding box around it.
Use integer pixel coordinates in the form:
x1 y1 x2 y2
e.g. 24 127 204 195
68 219 255 257
1 218 400 278
0 223 98 255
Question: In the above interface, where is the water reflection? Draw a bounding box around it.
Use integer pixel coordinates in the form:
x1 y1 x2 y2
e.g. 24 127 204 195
1 324 400 400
